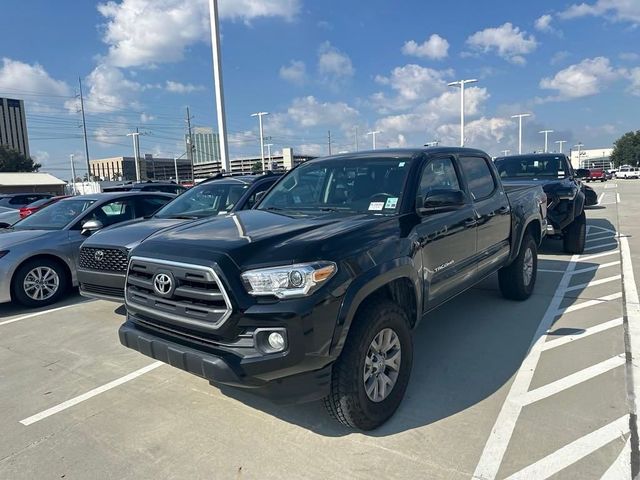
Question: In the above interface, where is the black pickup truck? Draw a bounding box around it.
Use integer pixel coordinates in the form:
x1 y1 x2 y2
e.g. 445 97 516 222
494 153 588 253
119 148 546 430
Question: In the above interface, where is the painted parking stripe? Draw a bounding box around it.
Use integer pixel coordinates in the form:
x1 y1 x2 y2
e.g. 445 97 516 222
587 230 615 240
19 361 163 426
586 235 616 244
504 415 629 480
572 261 620 275
519 355 625 406
0 302 92 327
556 292 622 315
583 242 619 253
578 250 620 263
539 269 565 273
542 318 624 351
598 192 606 204
565 274 621 292
601 438 632 480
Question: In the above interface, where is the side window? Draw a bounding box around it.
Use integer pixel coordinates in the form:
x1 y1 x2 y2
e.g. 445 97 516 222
9 196 28 205
137 196 170 217
244 181 273 209
459 156 496 200
417 157 461 199
83 199 135 227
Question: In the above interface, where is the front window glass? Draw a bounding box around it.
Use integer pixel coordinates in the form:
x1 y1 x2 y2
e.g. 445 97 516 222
13 199 95 230
154 182 250 219
258 157 412 215
495 155 570 179
418 157 460 199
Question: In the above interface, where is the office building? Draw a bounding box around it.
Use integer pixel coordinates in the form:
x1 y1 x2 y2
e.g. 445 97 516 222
188 127 221 178
228 148 314 174
0 97 30 157
90 154 192 182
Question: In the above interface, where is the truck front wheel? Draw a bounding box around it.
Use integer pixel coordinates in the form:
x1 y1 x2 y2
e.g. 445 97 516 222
563 212 586 254
324 299 413 430
498 234 538 301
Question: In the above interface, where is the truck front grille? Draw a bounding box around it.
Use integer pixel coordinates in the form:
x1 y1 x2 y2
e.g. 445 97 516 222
125 256 232 331
80 247 128 273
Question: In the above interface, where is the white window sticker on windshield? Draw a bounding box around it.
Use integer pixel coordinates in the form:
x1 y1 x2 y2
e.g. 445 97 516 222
398 162 406 167
385 197 398 209
558 171 565 175
369 202 385 211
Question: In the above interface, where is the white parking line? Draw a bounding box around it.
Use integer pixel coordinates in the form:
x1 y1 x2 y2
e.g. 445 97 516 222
586 235 615 244
19 361 163 426
621 235 640 428
542 318 624 351
556 292 623 315
618 193 621 203
539 269 565 273
0 302 92 327
565 275 621 292
572 261 621 275
504 415 629 480
584 242 619 253
579 250 620 262
519 355 625 405
602 438 632 480
598 192 606 204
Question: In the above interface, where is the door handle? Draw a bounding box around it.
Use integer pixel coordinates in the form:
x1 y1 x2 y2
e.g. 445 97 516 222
497 206 509 214
464 218 477 228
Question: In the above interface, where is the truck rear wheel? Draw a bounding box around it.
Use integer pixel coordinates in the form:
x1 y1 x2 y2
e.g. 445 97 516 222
324 299 413 430
563 212 586 254
498 234 538 301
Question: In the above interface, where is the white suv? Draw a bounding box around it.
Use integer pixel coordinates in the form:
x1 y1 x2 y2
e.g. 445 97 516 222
616 166 639 179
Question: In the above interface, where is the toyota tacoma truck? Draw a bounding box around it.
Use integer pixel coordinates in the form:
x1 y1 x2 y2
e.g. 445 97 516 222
494 153 588 254
119 148 546 430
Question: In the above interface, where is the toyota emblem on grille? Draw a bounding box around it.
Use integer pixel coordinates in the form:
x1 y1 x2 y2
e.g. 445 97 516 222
94 250 105 262
153 272 174 296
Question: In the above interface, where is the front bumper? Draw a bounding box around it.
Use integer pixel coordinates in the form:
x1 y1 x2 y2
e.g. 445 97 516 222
78 268 125 302
119 319 333 404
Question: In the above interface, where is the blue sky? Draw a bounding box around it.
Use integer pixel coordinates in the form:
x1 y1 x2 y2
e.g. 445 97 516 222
0 0 638 177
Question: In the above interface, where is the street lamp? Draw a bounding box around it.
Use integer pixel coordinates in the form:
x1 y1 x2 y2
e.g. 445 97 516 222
448 79 478 147
367 130 381 149
265 143 273 169
501 149 510 156
511 113 531 154
555 140 567 153
251 112 269 166
539 130 554 153
574 143 584 168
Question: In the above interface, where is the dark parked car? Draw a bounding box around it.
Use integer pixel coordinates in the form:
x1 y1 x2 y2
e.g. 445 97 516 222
494 153 587 253
78 172 281 301
0 193 53 209
0 192 174 307
119 148 546 430
103 180 187 195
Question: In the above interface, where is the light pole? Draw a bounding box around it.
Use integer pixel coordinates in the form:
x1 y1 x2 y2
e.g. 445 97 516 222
511 113 531 154
448 78 478 147
251 112 269 166
126 132 142 181
208 0 230 172
265 143 273 169
501 149 510 156
574 143 584 168
367 130 381 149
555 140 567 153
539 130 553 153
70 154 77 195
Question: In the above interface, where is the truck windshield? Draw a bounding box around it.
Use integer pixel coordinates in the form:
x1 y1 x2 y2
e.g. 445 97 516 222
154 181 250 219
494 155 569 179
13 199 96 230
258 156 412 215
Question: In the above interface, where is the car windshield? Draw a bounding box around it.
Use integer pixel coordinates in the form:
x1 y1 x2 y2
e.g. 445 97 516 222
494 155 569 179
13 199 96 230
258 156 412 216
154 181 250 219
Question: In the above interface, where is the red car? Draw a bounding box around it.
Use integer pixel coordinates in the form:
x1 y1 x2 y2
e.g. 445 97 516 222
585 168 606 182
19 195 70 218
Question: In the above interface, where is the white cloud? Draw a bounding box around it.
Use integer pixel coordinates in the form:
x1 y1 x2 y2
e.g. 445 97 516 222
317 42 354 85
467 23 537 64
535 14 557 33
140 113 156 123
559 0 640 24
629 68 640 96
551 50 571 65
98 0 301 68
73 64 143 113
620 52 640 62
286 96 359 130
165 80 205 94
436 117 512 148
0 58 71 96
279 60 307 85
402 34 449 60
539 56 620 100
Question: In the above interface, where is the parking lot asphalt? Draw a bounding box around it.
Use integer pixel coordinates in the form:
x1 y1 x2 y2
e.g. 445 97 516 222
0 180 638 480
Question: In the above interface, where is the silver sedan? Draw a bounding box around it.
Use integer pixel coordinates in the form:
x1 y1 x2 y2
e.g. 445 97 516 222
0 192 174 307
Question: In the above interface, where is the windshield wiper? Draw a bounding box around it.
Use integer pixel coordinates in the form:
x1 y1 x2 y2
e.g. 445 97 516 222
319 207 341 212
164 214 200 220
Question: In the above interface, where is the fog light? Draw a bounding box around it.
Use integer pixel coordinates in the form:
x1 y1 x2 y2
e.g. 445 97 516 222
268 332 286 351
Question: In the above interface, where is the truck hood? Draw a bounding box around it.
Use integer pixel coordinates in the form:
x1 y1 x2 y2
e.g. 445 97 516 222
500 178 575 195
133 209 401 268
83 217 186 250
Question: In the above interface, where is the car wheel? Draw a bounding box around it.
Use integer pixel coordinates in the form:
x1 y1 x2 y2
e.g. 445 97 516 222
12 258 68 307
498 233 538 301
563 212 586 254
323 299 413 430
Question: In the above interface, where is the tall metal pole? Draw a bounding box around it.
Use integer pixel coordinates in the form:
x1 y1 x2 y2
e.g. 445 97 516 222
574 143 584 168
265 143 273 168
328 130 332 155
186 107 195 183
511 113 531 154
355 126 359 152
70 154 77 195
539 129 554 153
251 112 269 165
448 79 478 147
127 132 141 182
367 130 381 149
555 140 566 153
174 157 179 184
208 0 230 172
78 77 91 178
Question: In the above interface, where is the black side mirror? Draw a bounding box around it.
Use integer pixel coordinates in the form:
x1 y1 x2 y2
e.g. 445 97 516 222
575 168 590 179
418 189 466 214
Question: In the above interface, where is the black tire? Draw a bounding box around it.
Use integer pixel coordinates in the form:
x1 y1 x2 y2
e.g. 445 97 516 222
323 299 413 430
11 258 69 308
498 234 538 301
563 212 586 254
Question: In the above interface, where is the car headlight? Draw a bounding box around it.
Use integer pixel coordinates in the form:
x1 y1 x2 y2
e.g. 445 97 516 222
241 261 337 299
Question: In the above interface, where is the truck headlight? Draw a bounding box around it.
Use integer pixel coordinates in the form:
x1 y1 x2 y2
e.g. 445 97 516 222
241 261 337 299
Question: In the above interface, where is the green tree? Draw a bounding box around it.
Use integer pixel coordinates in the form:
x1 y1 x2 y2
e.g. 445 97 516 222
251 160 263 173
611 130 640 167
0 145 41 172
